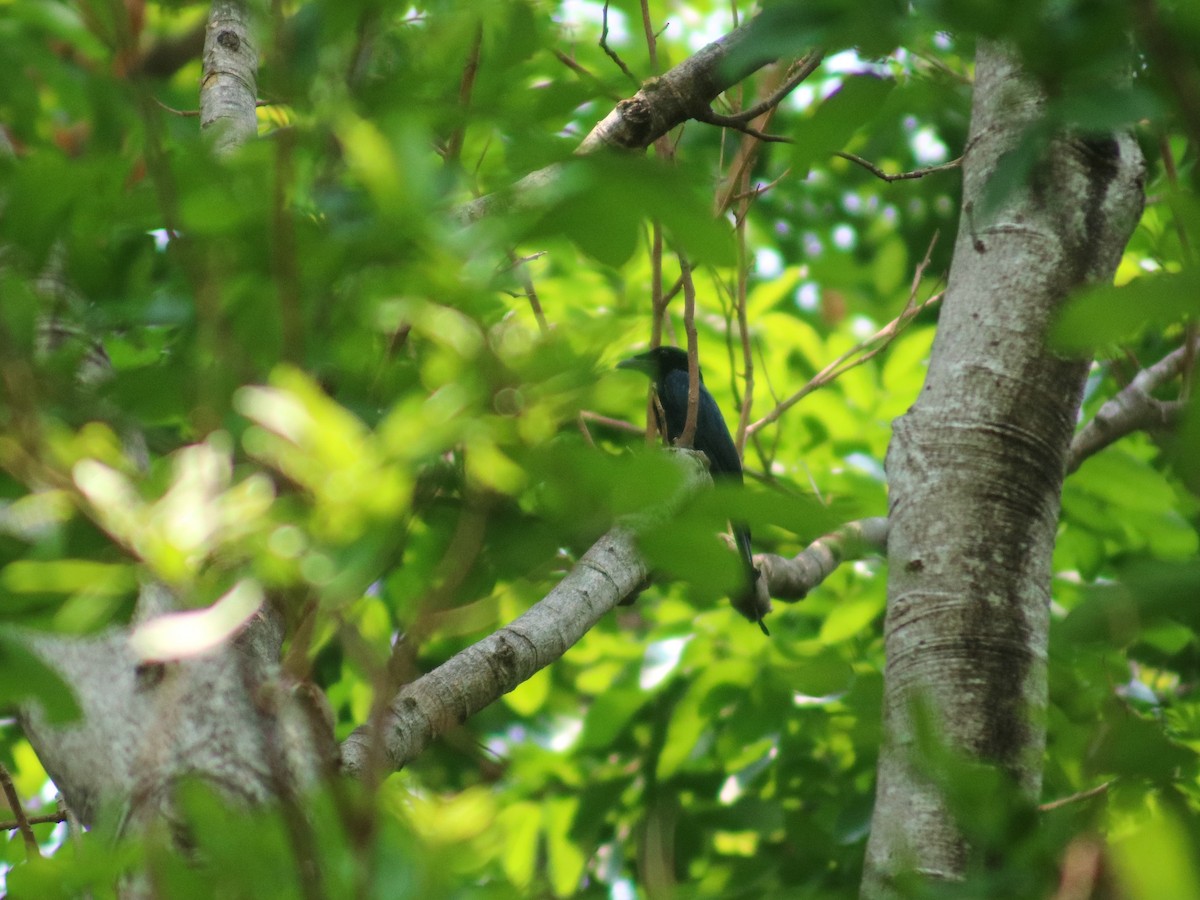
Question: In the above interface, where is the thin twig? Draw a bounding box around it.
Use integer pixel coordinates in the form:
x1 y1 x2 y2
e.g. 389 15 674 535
728 167 793 204
679 255 700 449
1157 135 1197 399
1039 781 1112 813
576 414 596 447
57 794 84 854
732 160 755 453
153 97 273 117
0 764 39 856
695 110 793 143
580 410 645 435
444 23 484 164
601 1 639 85
638 0 660 73
552 49 622 100
715 64 787 216
710 50 824 124
507 251 550 335
835 151 962 183
749 232 942 435
0 811 66 831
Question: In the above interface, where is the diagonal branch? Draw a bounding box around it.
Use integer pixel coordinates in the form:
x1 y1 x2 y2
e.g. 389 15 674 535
339 450 712 778
458 17 801 223
1067 336 1198 473
749 233 943 435
757 517 889 601
835 151 962 183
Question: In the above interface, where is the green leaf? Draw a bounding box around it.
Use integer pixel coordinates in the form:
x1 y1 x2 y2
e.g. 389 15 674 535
497 801 541 889
1052 270 1200 352
1 560 136 596
776 650 855 697
503 664 551 716
658 660 756 779
524 156 735 267
820 596 885 643
543 796 586 898
1113 812 1200 900
0 629 81 724
579 682 650 749
794 76 897 176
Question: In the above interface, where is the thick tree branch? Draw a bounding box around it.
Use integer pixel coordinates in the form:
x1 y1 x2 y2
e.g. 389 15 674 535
863 42 1145 896
458 18 795 224
577 19 777 154
1067 337 1198 472
339 451 712 778
757 517 889 601
200 0 259 155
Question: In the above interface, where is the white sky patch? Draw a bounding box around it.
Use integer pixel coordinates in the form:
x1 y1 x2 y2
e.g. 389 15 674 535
559 0 628 43
845 451 886 480
794 691 847 707
797 282 820 311
548 716 583 752
1118 678 1159 707
912 126 949 164
850 315 876 339
675 8 734 51
788 83 816 111
819 76 844 101
824 48 892 78
824 49 863 73
755 247 783 278
843 192 862 213
640 636 690 690
832 224 856 250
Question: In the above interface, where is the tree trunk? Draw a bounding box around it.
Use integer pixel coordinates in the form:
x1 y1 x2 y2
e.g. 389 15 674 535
862 42 1144 896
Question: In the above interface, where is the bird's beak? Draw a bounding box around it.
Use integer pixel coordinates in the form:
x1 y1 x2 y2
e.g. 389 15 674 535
616 354 652 374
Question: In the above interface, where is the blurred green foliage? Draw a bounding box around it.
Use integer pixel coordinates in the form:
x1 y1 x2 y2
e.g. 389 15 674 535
0 0 1198 897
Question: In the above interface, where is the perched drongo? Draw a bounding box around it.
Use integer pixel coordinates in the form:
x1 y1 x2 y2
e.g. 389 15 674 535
618 345 769 634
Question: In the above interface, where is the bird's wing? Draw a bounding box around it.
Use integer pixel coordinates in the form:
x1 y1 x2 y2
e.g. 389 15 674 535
658 369 743 480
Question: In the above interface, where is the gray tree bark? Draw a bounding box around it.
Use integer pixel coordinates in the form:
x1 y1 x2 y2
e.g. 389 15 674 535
17 2 330 851
861 43 1144 896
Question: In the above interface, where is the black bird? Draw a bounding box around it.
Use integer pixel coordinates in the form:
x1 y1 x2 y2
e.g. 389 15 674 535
618 345 768 634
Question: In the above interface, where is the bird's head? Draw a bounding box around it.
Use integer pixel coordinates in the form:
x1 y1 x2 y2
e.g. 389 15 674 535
617 345 699 381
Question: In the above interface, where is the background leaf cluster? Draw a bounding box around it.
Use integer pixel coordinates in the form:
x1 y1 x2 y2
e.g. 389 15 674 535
0 0 1198 897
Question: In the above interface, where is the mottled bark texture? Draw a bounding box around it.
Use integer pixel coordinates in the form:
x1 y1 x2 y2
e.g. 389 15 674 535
457 18 781 224
340 450 711 779
20 589 324 833
16 1 332 850
200 0 258 155
862 44 1144 896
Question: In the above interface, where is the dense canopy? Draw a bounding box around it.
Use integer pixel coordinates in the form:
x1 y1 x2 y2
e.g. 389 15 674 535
1 1 1199 897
